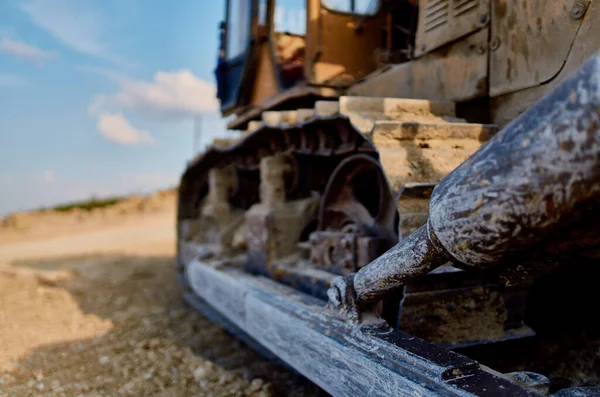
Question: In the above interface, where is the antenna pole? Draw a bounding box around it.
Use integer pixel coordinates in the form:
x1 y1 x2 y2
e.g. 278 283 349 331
193 115 203 154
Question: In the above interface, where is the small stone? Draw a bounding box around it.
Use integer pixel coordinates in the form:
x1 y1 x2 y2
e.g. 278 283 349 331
36 383 45 390
248 378 264 393
193 366 208 380
143 371 153 380
198 379 209 390
33 369 44 380
99 356 110 365
0 374 15 385
218 373 233 385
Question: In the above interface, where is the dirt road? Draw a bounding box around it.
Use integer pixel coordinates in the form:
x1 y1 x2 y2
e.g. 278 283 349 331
0 209 313 397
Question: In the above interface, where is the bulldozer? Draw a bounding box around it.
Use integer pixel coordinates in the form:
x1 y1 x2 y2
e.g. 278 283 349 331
177 0 600 395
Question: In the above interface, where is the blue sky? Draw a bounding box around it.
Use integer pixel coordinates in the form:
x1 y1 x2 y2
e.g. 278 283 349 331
0 0 234 215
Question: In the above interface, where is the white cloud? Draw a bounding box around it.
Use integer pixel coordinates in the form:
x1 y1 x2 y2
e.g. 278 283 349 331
89 70 219 121
0 73 27 87
0 38 58 63
19 0 132 67
97 113 156 145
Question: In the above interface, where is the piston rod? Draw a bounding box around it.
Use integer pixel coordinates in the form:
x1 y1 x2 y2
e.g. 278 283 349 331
328 51 600 319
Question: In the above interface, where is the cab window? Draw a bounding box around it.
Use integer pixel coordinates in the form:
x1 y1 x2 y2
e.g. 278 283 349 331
321 0 380 15
227 0 252 59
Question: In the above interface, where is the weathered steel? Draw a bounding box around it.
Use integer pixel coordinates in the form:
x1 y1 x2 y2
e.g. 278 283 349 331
309 231 358 274
429 50 600 267
489 0 589 97
348 29 489 103
413 0 490 57
185 257 545 397
309 231 389 274
490 1 600 128
505 372 549 395
328 50 600 309
318 154 398 244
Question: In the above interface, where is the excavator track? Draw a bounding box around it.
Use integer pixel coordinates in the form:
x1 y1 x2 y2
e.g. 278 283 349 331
177 95 534 351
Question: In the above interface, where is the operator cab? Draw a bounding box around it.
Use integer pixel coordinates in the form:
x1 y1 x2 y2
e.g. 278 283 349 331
215 0 414 118
216 0 309 114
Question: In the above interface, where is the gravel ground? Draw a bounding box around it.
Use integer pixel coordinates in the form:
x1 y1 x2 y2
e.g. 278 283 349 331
0 210 316 397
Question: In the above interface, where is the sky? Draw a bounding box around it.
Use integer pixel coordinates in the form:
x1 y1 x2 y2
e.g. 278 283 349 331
0 0 234 215
0 0 312 216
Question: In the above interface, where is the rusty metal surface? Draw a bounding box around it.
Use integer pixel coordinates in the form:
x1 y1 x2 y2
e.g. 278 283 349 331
348 29 488 103
327 50 600 314
304 153 399 277
318 154 398 243
413 0 489 57
309 231 357 274
308 231 388 274
491 0 600 128
489 0 590 97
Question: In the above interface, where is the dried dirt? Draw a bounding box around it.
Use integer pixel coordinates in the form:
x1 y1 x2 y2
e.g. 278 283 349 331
0 195 316 397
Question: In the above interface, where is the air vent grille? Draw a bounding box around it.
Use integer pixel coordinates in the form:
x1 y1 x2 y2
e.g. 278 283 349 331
453 0 479 17
424 0 449 32
424 0 480 32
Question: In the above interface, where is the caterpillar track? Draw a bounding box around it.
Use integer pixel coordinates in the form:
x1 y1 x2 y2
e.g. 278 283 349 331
177 94 540 351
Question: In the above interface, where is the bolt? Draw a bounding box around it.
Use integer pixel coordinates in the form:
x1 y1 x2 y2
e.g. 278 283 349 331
477 46 486 55
420 44 426 53
480 14 488 24
571 2 587 19
490 36 501 50
341 237 351 249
